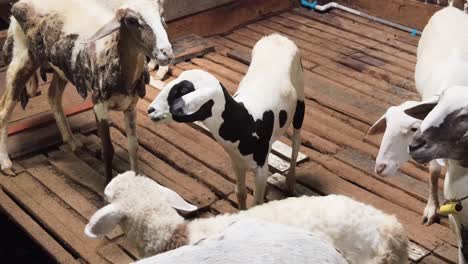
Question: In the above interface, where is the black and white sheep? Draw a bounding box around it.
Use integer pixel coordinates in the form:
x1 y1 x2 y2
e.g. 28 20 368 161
405 86 468 264
147 34 305 209
368 6 468 225
0 0 173 182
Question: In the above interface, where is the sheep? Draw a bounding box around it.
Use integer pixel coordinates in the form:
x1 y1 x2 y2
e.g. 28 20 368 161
85 171 409 264
367 6 468 225
147 34 305 209
0 0 173 182
403 85 468 264
427 0 467 13
133 218 349 264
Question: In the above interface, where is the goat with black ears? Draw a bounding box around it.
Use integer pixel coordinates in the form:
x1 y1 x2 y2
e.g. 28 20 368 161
148 34 305 209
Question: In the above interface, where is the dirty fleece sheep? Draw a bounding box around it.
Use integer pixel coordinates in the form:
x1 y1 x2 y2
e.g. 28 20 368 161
0 0 173 181
367 6 468 225
147 34 305 209
403 86 468 264
85 172 410 264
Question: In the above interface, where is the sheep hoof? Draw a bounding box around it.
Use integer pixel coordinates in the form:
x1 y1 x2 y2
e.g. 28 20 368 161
148 59 158 72
155 66 169 80
421 206 439 226
65 137 83 152
1 159 15 176
2 168 16 177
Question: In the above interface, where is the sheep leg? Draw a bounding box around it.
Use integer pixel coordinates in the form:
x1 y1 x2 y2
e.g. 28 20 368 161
287 128 301 196
94 103 114 183
147 59 158 72
48 73 82 152
0 45 37 175
155 65 169 80
233 161 247 210
422 161 441 225
124 105 138 173
451 215 468 264
253 165 269 206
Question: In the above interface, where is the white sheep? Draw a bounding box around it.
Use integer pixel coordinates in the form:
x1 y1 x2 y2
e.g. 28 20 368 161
404 85 468 264
85 171 409 264
368 6 468 225
147 34 305 209
428 0 468 13
0 0 173 182
133 218 349 264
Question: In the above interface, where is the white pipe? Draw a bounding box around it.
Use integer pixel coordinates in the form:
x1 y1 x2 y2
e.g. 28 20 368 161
301 0 422 36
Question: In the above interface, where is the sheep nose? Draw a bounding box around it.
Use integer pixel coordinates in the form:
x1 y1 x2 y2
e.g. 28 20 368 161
148 107 156 114
409 139 426 152
375 164 387 175
160 48 174 60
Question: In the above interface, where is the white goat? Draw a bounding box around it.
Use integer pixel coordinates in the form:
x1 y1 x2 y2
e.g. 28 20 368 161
0 0 173 182
134 218 349 264
405 85 468 264
368 6 468 225
85 171 409 264
147 34 305 209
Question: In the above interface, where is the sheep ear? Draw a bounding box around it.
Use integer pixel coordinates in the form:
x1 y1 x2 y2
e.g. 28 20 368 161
368 114 387 135
83 16 121 43
85 204 124 239
157 185 198 212
404 101 438 120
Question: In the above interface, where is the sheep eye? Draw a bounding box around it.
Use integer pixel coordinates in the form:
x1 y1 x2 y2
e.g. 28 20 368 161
125 17 140 27
411 127 418 132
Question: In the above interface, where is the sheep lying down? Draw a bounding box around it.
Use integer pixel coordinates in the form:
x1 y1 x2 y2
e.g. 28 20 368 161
85 171 409 264
133 218 349 264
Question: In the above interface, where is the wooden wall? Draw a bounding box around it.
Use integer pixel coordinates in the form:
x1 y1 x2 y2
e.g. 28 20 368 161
165 0 235 21
332 0 441 30
166 0 298 38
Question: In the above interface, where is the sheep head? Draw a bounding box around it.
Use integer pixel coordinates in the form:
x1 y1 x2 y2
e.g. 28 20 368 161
147 70 223 123
368 101 425 177
84 171 197 239
86 0 173 66
406 86 468 165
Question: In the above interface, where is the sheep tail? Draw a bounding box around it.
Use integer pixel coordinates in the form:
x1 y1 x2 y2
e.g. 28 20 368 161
373 217 409 264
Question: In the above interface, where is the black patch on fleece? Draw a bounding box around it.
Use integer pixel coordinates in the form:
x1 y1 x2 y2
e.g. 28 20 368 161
172 99 214 123
279 110 288 128
168 80 214 123
219 84 274 167
293 100 305 130
167 80 195 106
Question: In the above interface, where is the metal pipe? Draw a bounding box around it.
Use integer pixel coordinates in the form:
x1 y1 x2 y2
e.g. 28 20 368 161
300 0 422 36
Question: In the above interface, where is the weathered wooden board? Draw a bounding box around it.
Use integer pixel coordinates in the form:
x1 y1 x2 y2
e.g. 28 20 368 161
165 0 234 21
172 34 215 64
332 0 440 30
167 0 296 38
0 187 78 264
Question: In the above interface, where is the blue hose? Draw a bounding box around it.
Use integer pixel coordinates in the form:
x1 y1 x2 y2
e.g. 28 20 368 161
301 0 318 9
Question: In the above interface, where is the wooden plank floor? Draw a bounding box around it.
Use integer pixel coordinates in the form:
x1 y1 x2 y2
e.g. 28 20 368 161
0 8 458 264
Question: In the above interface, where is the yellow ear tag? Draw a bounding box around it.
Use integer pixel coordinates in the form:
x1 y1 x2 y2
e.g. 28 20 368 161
438 202 463 216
